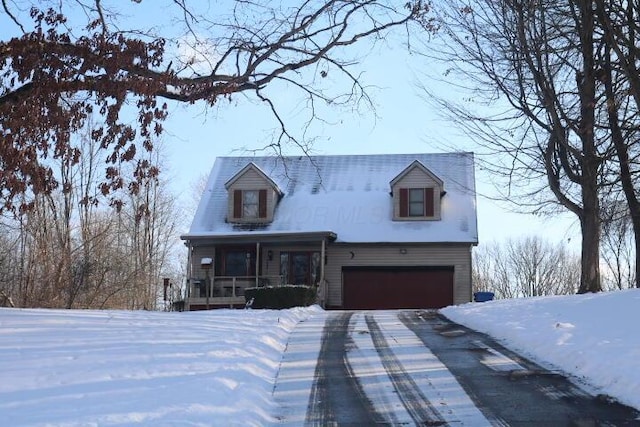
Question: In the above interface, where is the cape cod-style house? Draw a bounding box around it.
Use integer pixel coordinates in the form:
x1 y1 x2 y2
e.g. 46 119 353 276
180 153 478 310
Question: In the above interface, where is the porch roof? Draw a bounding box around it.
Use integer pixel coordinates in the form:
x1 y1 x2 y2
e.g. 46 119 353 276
184 230 337 246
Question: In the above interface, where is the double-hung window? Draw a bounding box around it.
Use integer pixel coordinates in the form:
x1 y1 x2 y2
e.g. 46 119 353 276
242 190 259 218
399 187 435 218
409 188 425 216
232 189 267 221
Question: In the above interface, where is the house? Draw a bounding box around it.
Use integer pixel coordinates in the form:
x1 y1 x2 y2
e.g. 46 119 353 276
180 153 478 310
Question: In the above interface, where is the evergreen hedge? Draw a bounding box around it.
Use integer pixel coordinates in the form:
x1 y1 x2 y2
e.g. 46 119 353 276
244 285 317 309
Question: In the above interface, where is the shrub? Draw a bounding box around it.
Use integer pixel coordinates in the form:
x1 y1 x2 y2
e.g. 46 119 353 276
244 285 317 309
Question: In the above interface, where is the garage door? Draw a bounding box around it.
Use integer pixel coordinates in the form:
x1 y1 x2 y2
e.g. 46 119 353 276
342 266 454 310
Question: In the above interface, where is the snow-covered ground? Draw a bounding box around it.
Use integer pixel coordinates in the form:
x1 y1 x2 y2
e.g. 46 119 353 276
1 289 638 426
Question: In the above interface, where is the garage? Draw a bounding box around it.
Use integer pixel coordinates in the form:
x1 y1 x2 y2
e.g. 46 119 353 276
342 266 454 310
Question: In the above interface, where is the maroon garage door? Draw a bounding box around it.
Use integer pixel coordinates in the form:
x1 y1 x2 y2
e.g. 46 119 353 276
342 267 454 310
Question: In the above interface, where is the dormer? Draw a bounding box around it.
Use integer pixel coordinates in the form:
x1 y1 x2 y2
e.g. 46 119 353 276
390 160 444 221
224 163 283 224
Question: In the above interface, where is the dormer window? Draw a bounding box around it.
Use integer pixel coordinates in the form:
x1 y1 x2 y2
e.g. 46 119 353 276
225 162 284 224
400 188 435 218
243 190 259 218
233 189 267 220
409 188 425 216
390 160 443 221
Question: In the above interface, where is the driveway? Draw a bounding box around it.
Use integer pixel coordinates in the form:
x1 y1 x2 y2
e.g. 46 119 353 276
273 310 639 426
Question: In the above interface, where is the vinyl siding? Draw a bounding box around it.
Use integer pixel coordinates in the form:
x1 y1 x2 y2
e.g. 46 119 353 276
190 246 216 279
392 167 442 220
226 168 279 223
188 242 472 308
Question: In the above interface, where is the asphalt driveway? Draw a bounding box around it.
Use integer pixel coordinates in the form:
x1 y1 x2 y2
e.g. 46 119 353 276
273 310 639 426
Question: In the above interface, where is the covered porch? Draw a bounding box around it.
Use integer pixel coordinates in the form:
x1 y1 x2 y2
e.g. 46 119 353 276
185 231 336 310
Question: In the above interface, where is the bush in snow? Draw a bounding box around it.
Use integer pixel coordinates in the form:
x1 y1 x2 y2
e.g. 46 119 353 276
244 285 316 309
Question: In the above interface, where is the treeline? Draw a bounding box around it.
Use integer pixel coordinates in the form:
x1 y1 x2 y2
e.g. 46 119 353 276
0 134 183 310
474 234 636 299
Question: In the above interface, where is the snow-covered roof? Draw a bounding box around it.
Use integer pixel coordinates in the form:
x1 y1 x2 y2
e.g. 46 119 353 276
183 153 478 244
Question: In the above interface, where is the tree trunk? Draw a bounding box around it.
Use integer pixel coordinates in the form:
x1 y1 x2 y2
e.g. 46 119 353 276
576 0 601 294
578 184 601 293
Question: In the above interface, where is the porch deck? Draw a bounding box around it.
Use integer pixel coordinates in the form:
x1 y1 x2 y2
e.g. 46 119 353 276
186 275 283 309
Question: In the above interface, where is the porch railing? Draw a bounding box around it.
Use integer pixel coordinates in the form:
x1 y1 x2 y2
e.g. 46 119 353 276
188 275 284 300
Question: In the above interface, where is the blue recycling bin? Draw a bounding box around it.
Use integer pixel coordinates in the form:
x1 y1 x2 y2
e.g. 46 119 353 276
473 291 495 302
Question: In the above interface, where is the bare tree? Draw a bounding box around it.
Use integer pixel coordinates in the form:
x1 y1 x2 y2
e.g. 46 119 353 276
473 236 580 299
593 0 640 288
601 200 636 290
1 0 432 213
0 119 182 309
425 0 621 293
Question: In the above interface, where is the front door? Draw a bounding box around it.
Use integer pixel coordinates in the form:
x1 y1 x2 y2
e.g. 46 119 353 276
291 253 311 285
280 251 321 286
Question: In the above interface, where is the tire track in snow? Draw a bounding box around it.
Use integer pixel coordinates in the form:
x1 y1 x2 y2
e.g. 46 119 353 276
400 310 639 426
345 313 406 425
305 312 383 426
365 314 446 426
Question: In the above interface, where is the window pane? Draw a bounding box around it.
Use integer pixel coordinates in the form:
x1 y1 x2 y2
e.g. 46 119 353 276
409 188 424 216
409 188 424 202
225 251 252 277
243 190 258 218
243 190 257 203
292 253 310 285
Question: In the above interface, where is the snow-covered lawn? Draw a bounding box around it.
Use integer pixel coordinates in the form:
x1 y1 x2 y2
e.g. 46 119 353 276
0 306 321 426
1 289 638 425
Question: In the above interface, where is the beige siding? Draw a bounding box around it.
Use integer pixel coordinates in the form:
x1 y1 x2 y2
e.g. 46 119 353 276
190 246 216 279
188 242 472 308
323 244 472 307
226 168 278 223
392 167 442 220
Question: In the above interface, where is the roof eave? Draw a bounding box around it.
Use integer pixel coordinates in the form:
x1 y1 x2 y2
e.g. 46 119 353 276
181 230 338 245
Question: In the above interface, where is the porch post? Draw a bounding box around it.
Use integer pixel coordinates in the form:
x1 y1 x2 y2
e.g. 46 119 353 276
255 242 260 288
212 247 216 299
320 238 326 283
320 238 326 308
201 257 213 310
186 244 193 311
